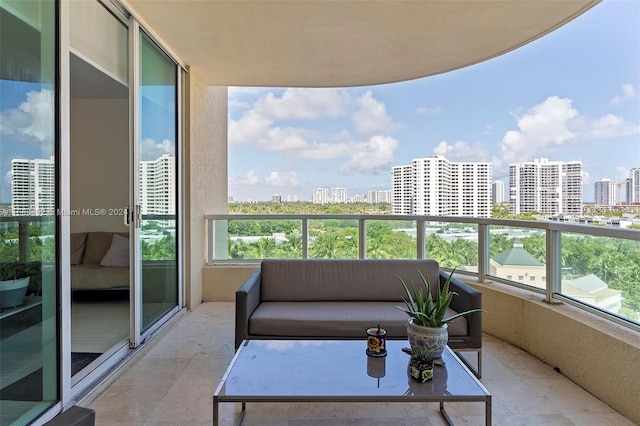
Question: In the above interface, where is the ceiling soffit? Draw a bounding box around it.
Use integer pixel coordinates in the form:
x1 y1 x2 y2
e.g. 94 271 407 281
125 0 600 87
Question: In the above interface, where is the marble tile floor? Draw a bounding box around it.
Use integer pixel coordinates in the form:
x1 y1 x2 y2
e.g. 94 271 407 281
83 302 635 426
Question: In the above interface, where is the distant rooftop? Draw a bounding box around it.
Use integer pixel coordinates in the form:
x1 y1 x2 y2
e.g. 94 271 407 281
493 240 544 267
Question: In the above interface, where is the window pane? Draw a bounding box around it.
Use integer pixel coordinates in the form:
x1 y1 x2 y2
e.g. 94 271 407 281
139 32 178 332
561 232 640 324
0 0 58 423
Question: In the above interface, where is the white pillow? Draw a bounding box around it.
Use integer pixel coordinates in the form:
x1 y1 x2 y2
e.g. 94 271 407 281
100 234 130 267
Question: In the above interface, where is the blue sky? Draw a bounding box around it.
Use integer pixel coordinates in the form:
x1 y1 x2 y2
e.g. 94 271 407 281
228 0 640 203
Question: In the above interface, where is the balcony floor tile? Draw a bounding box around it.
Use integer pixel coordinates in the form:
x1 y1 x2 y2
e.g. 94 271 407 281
84 302 634 425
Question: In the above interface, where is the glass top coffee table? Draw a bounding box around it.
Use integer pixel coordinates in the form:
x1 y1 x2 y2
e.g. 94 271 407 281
214 340 491 426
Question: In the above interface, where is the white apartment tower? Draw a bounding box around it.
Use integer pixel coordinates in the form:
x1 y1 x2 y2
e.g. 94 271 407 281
366 190 392 204
312 187 329 204
492 181 505 204
509 158 582 215
11 158 55 215
331 187 348 203
139 154 175 214
630 167 640 205
594 178 617 206
392 165 414 214
392 155 492 217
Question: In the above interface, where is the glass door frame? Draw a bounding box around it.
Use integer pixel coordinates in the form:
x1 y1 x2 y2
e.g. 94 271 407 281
128 18 184 348
56 0 185 416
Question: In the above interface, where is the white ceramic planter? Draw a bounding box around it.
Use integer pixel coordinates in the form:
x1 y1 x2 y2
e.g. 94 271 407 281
0 276 30 309
406 319 448 359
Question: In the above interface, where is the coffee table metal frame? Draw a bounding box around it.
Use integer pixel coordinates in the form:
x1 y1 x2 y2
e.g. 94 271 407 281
213 340 491 426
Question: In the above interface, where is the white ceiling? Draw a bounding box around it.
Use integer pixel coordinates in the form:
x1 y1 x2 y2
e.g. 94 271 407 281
126 0 600 88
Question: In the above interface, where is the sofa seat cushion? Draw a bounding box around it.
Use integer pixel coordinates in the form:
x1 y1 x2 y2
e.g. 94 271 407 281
71 264 129 290
249 301 468 339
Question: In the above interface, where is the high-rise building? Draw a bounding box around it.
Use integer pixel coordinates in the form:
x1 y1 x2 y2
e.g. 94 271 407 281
509 157 582 215
139 154 175 214
312 187 329 204
630 167 640 205
594 178 617 206
392 155 492 217
11 158 55 215
492 181 505 204
331 187 348 203
365 190 392 204
392 164 414 214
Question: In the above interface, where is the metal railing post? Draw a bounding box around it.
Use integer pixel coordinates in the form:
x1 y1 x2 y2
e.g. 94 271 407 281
359 218 366 259
302 218 308 259
416 219 425 259
478 223 489 283
18 220 30 262
546 229 562 303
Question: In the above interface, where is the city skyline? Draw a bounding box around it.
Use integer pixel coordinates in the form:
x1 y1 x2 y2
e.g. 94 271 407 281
228 1 639 203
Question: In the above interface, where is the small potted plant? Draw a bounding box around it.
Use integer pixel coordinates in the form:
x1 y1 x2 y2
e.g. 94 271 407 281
409 348 435 383
0 262 31 309
396 268 484 359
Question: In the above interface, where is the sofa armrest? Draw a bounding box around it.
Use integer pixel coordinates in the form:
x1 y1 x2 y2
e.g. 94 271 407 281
235 268 262 349
439 270 483 349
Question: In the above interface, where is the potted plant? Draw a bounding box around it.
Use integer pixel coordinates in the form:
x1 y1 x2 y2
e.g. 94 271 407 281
0 262 30 309
408 348 435 383
396 268 483 359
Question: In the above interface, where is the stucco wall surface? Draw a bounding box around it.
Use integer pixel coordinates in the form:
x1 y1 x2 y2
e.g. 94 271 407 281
184 70 227 309
468 280 640 425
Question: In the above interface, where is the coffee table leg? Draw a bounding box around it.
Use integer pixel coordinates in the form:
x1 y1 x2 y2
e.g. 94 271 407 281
486 396 492 426
212 396 218 426
238 402 246 425
439 402 454 426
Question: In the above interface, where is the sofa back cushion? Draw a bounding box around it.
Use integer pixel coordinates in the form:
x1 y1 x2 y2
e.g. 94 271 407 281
260 259 440 302
82 231 129 265
70 233 88 265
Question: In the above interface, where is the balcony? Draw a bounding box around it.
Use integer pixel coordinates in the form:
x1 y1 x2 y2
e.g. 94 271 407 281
199 213 640 423
81 302 635 424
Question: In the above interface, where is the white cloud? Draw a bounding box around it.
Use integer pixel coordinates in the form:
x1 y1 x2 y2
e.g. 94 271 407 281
416 106 441 116
610 84 637 105
229 170 299 197
140 138 174 160
265 171 298 187
582 114 640 139
0 89 54 144
493 96 580 175
493 96 640 177
229 88 401 175
353 91 401 138
433 140 490 162
255 88 347 121
582 170 591 186
340 135 399 174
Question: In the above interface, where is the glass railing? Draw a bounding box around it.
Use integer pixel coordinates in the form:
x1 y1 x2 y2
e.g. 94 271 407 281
206 213 640 329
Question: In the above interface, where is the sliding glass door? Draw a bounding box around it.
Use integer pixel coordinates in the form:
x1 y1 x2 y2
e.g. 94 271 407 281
136 31 179 335
0 0 58 423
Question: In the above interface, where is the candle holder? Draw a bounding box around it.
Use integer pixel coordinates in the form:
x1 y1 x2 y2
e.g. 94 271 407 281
366 326 387 357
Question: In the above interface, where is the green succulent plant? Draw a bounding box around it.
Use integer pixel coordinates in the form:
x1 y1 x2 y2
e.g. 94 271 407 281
396 268 483 328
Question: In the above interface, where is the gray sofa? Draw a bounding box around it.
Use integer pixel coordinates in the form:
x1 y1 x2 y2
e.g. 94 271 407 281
70 231 173 303
235 259 483 375
71 232 129 290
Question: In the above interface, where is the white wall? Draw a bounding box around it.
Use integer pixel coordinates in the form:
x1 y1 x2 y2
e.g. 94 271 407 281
184 70 228 309
70 98 129 233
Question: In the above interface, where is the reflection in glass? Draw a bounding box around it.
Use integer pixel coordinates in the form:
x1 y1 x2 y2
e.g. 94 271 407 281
561 233 640 324
139 32 178 332
0 0 58 423
488 225 546 290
